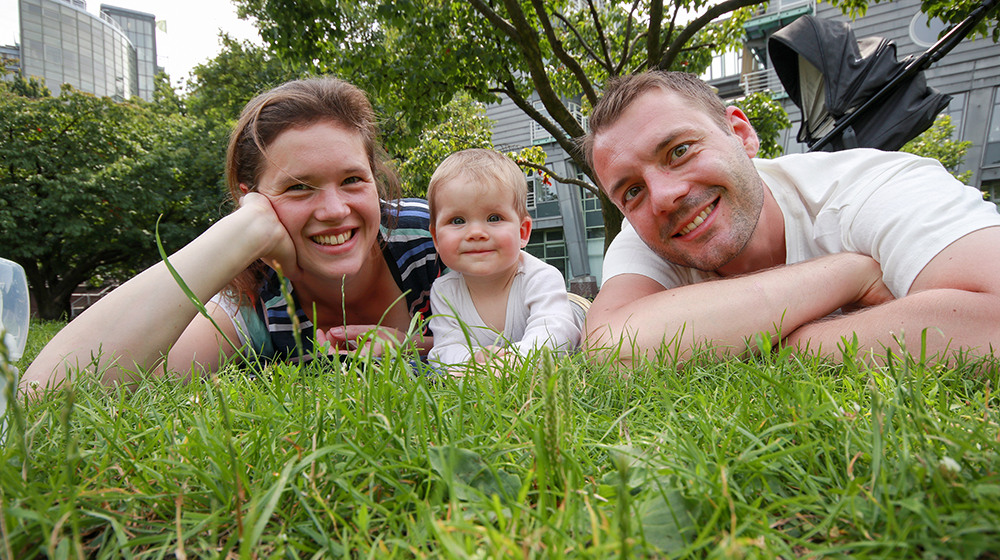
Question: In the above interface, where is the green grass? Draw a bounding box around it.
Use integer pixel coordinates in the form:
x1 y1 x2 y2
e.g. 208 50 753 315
1 327 999 559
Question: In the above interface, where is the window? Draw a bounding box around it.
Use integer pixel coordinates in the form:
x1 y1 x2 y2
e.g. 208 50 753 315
526 229 569 281
909 12 948 48
982 180 1000 207
529 100 588 145
702 49 743 82
942 92 966 140
984 88 1000 168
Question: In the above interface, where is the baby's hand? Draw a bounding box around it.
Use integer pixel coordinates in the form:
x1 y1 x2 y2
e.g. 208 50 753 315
473 345 506 364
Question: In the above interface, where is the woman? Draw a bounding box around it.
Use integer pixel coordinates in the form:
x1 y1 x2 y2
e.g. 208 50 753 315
23 78 440 389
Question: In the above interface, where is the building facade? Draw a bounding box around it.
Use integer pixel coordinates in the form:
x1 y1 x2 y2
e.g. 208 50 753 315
99 5 156 101
486 0 1000 290
12 0 158 101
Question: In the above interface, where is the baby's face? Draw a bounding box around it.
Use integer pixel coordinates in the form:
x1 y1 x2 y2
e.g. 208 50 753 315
431 179 530 280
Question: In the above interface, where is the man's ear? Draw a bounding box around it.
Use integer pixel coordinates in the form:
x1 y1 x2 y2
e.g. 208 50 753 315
519 216 532 248
725 105 760 159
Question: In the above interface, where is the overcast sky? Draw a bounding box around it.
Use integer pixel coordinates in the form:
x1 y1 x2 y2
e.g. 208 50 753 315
0 0 263 87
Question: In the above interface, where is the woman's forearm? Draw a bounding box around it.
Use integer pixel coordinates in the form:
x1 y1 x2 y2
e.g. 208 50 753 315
21 207 277 390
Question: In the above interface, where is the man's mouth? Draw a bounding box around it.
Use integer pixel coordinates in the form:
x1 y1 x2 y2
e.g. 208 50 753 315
675 201 717 237
311 230 353 246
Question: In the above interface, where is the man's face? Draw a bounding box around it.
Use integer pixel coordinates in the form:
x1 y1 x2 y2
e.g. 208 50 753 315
592 89 765 273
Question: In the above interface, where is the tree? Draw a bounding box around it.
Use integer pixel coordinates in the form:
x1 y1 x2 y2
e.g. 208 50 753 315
234 0 799 247
396 93 496 196
185 35 309 127
731 93 792 160
0 79 222 319
901 115 973 184
236 0 1000 247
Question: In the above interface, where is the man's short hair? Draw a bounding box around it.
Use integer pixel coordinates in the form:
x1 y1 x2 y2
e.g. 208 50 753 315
583 71 729 174
427 148 530 222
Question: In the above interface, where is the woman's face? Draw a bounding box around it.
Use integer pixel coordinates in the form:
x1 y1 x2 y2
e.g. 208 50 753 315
253 121 381 282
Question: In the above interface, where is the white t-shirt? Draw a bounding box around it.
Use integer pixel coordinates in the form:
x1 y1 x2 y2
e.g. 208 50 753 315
603 149 1000 298
429 251 582 365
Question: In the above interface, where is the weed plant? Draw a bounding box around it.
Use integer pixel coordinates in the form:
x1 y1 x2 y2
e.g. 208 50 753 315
1 329 998 559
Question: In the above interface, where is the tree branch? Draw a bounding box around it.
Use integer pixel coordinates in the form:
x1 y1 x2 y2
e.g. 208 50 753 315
499 81 582 160
466 0 520 41
586 0 615 71
647 0 663 69
486 0 585 143
530 0 599 107
614 0 644 76
551 11 606 69
516 159 599 197
658 0 763 70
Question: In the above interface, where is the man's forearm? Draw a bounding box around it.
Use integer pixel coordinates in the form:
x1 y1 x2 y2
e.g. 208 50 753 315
586 253 889 362
787 288 1000 361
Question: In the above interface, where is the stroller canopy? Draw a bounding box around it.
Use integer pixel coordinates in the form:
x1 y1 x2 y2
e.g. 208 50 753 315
768 15 951 152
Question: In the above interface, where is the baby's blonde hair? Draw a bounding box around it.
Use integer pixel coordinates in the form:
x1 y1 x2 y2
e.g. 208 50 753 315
427 149 529 222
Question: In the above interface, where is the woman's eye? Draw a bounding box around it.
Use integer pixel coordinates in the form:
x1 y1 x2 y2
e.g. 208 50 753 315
450 217 466 225
487 214 502 222
623 185 642 203
286 184 309 192
343 176 362 185
671 143 689 161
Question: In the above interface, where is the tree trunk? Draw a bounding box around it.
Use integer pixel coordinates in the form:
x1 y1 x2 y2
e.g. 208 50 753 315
599 190 623 254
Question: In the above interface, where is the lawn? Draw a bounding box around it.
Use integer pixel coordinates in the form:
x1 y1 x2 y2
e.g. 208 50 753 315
1 323 998 558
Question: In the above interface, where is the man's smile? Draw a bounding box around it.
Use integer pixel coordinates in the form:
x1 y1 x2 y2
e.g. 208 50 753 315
675 200 718 237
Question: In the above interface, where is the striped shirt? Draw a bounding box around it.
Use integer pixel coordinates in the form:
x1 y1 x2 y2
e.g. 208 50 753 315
233 198 440 361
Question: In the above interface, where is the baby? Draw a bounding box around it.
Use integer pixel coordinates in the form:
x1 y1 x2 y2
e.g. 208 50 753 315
427 149 582 369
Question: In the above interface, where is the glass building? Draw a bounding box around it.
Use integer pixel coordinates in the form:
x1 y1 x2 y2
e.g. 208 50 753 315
99 5 156 101
15 0 156 101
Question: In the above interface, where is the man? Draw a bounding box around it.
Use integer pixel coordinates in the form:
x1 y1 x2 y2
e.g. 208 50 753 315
584 71 1000 362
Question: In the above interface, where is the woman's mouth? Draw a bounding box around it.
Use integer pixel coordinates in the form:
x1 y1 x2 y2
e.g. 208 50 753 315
311 230 353 246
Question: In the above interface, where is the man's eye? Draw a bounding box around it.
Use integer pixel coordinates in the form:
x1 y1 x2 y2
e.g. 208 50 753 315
623 185 642 203
672 143 689 160
450 217 466 225
487 214 502 222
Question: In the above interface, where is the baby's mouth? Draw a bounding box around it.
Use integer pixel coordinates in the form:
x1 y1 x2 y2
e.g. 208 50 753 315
675 201 717 237
312 230 353 246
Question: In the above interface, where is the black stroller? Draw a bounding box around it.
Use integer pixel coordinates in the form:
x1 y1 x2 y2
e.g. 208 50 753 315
767 0 999 152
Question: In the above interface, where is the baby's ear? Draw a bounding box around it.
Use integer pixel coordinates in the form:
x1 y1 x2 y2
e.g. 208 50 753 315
239 183 250 194
519 215 532 247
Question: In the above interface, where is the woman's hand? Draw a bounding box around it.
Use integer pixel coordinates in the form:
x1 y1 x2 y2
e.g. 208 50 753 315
317 325 408 357
238 192 300 280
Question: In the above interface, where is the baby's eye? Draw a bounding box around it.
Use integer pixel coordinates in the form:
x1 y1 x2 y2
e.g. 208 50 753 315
623 185 642 203
671 143 689 161
449 217 466 225
487 214 503 222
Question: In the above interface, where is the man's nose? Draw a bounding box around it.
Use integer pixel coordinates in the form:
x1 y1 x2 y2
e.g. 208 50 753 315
647 171 691 216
